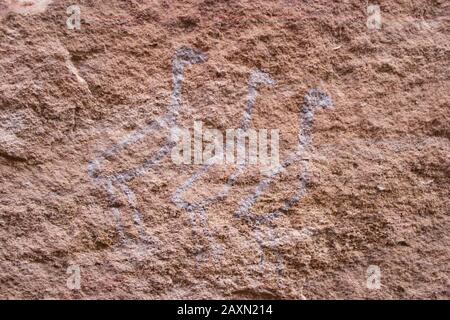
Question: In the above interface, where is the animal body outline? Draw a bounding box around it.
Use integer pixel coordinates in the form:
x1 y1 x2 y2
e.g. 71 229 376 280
88 47 333 255
88 47 207 245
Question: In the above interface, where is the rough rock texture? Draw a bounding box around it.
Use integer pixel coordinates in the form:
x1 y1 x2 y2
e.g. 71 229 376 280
0 0 449 299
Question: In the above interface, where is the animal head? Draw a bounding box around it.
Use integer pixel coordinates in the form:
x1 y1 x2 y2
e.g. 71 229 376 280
174 47 208 66
249 69 276 88
304 89 333 110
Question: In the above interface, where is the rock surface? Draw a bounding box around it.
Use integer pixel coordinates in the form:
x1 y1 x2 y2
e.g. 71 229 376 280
0 0 449 299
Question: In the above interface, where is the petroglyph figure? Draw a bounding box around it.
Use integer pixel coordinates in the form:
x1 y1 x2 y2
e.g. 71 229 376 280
171 69 333 267
88 47 333 269
236 89 332 272
171 70 276 228
88 47 207 245
172 78 333 224
235 89 333 223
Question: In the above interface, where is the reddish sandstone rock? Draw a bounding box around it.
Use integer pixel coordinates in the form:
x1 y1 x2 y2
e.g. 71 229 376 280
0 0 448 299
